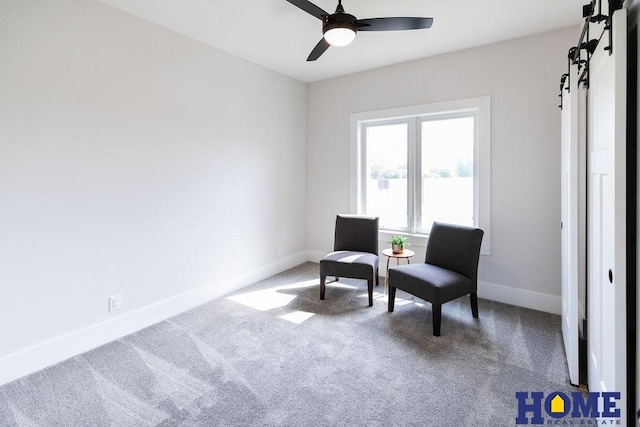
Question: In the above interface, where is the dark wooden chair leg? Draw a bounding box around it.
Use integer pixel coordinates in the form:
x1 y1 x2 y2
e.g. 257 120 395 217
375 268 379 286
470 292 479 318
367 279 373 307
320 275 326 300
432 304 442 336
388 287 396 312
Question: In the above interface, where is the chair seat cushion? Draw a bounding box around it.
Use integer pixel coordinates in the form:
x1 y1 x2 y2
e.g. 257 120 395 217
320 251 378 280
388 263 473 305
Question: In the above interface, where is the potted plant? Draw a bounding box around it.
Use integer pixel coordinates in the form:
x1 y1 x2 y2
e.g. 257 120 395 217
390 235 409 254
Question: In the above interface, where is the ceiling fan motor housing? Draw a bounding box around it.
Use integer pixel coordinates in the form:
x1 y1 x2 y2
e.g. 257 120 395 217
323 12 358 36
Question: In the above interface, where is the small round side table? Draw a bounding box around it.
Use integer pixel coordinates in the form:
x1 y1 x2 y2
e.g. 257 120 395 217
382 248 415 294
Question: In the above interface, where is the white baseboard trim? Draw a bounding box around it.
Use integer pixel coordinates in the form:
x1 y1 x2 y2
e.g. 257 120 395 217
0 251 310 387
478 280 561 315
306 250 325 264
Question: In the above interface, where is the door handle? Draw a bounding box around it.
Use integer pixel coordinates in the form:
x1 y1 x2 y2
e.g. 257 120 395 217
608 269 613 284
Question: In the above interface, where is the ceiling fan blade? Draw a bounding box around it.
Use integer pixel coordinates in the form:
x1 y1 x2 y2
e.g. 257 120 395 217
307 38 330 61
285 0 328 20
357 17 433 31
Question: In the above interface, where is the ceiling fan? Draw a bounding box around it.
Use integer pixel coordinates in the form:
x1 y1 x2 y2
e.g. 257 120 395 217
285 0 434 61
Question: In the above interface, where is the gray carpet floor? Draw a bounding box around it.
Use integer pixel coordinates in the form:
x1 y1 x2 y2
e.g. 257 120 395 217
0 262 576 426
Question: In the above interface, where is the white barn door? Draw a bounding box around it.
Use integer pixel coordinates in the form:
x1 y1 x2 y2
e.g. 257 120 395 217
561 64 585 387
587 8 627 423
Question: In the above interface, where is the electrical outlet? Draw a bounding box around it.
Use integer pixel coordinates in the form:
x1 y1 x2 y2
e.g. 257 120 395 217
108 294 122 313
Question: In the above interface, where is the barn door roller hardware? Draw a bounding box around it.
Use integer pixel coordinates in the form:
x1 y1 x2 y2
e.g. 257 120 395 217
604 0 624 55
558 0 624 107
584 0 624 55
559 73 569 109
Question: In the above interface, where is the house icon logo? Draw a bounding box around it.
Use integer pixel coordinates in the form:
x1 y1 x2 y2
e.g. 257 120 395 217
549 394 565 415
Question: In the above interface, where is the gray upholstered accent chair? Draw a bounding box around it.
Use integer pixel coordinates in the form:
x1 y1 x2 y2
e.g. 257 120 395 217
320 215 379 307
388 222 484 336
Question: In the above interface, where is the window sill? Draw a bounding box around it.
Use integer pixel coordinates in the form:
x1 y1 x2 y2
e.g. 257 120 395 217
378 228 489 256
378 229 428 248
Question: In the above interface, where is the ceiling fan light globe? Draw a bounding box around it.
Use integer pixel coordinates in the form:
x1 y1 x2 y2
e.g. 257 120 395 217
323 27 356 46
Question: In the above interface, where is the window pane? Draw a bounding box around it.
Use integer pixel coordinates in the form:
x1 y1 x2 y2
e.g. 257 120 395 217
421 116 474 230
364 123 408 229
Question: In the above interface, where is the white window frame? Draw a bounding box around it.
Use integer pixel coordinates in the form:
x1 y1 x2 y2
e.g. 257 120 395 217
350 96 491 255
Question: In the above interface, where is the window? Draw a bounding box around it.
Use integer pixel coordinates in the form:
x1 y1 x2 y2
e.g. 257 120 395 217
350 97 490 254
361 121 409 230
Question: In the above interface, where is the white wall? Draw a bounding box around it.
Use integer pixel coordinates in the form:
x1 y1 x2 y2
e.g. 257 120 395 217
307 27 578 314
0 0 307 385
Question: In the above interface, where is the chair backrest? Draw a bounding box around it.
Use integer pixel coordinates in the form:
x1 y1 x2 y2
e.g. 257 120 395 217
334 215 379 255
425 222 484 282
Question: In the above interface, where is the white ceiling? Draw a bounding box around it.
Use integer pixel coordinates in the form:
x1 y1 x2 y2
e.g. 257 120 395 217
97 0 585 82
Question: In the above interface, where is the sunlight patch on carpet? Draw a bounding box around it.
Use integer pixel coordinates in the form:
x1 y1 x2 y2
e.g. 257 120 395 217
326 282 358 290
227 279 318 311
377 295 413 306
278 311 315 324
